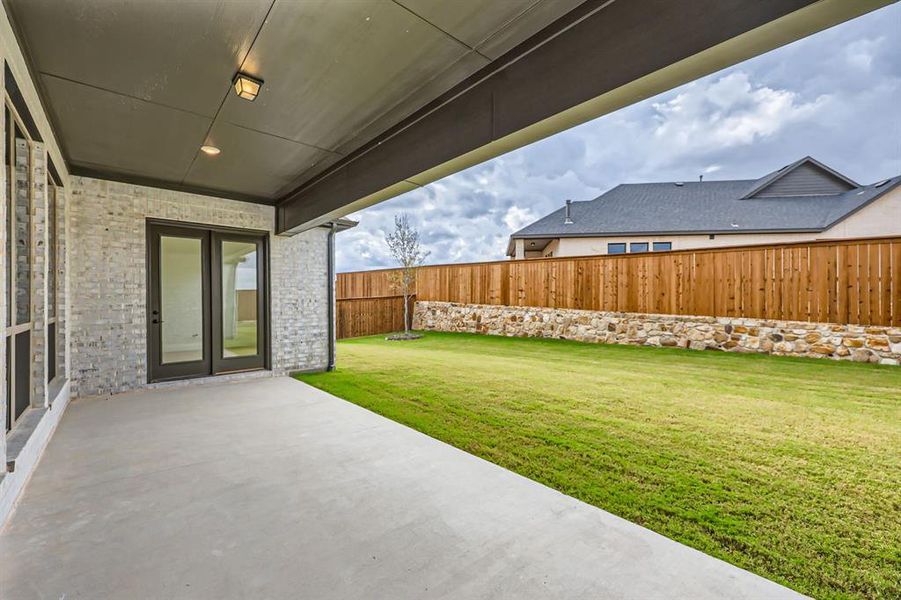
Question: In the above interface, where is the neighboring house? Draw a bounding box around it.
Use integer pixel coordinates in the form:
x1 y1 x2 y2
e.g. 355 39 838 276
507 157 901 259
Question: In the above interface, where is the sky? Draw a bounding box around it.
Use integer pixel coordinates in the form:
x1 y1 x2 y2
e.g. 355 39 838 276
336 3 901 272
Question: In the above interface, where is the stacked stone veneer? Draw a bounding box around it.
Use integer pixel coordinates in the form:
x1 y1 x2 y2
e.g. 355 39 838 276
69 177 329 397
414 301 901 365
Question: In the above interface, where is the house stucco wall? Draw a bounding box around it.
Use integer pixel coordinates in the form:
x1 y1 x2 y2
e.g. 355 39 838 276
553 231 816 257
68 177 329 397
823 185 901 238
525 185 901 258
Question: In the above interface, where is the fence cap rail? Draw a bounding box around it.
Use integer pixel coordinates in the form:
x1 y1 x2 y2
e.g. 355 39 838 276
338 294 413 301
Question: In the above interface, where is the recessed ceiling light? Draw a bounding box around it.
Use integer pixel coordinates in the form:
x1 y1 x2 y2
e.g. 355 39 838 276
233 73 263 101
200 145 220 156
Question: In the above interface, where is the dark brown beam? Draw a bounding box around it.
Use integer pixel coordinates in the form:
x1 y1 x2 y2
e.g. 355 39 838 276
277 0 890 234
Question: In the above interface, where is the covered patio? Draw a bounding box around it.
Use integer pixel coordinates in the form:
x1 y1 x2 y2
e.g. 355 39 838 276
0 0 894 596
0 377 801 599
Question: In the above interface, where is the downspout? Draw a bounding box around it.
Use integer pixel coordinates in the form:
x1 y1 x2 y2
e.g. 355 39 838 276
327 222 337 371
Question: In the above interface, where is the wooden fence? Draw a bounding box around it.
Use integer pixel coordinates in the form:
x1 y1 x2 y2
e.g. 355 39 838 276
337 237 901 330
336 294 415 339
236 290 257 321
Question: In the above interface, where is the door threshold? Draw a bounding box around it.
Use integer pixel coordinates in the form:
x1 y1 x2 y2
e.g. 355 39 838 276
147 369 273 390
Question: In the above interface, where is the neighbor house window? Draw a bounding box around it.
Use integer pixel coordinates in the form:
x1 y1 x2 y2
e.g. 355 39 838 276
607 243 626 254
652 242 672 252
630 242 649 253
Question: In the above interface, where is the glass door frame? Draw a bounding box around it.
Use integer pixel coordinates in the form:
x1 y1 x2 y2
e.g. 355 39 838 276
211 230 267 374
146 223 212 383
145 219 270 384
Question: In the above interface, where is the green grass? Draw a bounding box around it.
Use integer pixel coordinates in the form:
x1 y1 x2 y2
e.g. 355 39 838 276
224 320 257 356
297 332 901 599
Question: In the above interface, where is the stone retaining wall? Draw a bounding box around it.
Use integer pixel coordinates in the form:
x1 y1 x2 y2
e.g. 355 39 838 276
413 301 901 365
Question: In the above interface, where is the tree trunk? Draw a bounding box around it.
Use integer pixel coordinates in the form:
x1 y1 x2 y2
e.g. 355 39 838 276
403 291 410 333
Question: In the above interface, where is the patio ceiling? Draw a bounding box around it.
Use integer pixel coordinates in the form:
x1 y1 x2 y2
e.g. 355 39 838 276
3 0 894 229
4 0 584 203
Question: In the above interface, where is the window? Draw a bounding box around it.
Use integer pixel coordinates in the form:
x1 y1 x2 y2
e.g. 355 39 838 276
630 242 649 253
13 122 30 325
47 174 65 384
607 243 626 254
5 102 34 432
653 242 672 252
48 181 56 320
4 107 10 328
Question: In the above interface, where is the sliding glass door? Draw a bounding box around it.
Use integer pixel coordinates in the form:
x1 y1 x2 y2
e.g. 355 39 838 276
147 222 267 383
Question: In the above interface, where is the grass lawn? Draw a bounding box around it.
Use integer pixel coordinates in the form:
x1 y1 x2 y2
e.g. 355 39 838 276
224 320 257 356
297 332 901 600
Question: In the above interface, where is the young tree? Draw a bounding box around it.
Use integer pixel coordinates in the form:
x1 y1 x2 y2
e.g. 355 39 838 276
385 214 430 334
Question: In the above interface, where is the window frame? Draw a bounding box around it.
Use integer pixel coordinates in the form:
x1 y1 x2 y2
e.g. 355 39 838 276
607 243 626 255
46 176 65 386
6 100 32 329
629 242 649 253
652 242 672 252
5 98 34 433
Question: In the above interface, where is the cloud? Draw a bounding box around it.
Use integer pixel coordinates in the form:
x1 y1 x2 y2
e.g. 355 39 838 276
336 4 901 272
843 36 884 71
652 72 829 152
503 205 538 231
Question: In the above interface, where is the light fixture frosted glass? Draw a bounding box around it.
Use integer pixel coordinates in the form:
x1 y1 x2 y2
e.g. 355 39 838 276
233 73 263 101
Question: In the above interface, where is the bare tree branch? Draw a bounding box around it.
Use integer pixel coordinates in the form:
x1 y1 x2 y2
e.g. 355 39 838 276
385 214 430 333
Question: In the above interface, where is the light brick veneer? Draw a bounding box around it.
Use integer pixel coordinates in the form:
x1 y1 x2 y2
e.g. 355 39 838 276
29 141 46 405
414 301 901 365
69 177 329 397
0 101 5 459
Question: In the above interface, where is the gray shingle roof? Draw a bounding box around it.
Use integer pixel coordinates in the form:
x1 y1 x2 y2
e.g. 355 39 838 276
510 160 900 244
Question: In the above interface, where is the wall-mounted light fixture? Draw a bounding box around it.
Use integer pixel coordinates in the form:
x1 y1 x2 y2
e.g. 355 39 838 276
200 145 221 156
233 73 263 101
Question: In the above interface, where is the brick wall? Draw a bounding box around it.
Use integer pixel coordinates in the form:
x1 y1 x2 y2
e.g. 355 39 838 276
69 177 329 397
28 141 46 405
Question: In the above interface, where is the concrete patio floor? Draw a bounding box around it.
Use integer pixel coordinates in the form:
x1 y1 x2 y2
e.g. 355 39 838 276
0 377 804 599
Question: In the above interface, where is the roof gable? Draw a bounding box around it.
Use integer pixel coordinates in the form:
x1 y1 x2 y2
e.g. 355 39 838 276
506 158 901 254
742 157 857 199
